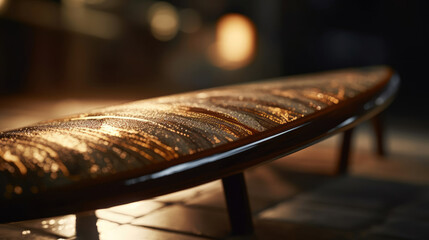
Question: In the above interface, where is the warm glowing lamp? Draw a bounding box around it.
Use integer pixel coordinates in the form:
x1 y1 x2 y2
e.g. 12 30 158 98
210 14 256 70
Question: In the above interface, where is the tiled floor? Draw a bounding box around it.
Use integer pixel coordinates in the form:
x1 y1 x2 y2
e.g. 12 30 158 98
1 99 428 239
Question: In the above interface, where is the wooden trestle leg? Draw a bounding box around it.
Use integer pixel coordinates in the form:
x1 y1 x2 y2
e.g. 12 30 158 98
372 115 386 157
337 128 354 175
76 210 99 240
222 172 254 235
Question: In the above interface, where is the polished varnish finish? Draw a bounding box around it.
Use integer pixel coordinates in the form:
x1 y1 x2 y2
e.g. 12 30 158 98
0 66 399 222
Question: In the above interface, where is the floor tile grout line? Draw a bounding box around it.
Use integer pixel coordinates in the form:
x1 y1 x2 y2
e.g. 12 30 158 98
252 196 299 216
107 204 168 219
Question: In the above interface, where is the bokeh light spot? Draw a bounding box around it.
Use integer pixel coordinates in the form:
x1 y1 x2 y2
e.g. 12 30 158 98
148 2 179 41
210 14 256 70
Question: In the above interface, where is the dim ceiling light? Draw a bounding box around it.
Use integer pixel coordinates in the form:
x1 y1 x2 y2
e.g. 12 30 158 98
148 2 179 41
0 0 9 13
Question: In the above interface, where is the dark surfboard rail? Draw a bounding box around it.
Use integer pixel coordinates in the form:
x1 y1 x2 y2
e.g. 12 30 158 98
0 66 399 229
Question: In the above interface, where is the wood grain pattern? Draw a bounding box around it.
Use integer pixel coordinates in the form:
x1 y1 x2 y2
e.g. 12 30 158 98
0 66 398 222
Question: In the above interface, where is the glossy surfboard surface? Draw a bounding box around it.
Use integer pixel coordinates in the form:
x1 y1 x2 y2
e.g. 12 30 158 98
0 66 399 222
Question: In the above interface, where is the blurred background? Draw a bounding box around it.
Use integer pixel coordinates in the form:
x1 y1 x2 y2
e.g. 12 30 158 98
1 1 429 238
0 0 428 129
